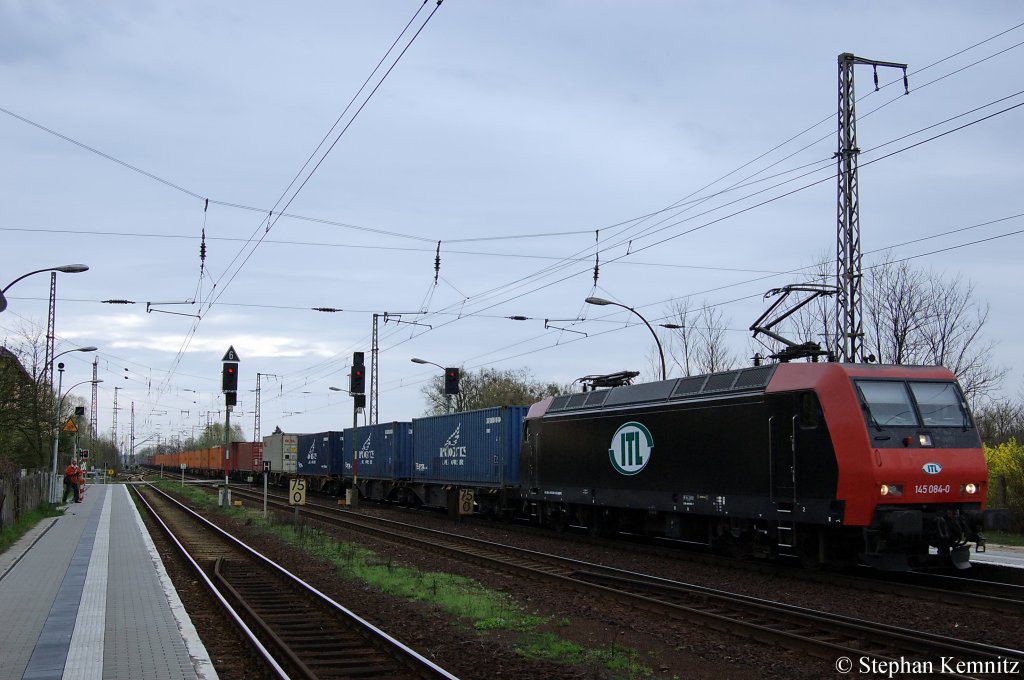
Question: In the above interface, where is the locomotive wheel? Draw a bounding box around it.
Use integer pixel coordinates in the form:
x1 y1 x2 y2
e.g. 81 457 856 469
548 509 569 533
728 533 754 561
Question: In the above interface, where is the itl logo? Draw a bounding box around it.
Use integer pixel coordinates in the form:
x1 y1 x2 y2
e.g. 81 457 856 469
923 462 942 475
608 422 653 476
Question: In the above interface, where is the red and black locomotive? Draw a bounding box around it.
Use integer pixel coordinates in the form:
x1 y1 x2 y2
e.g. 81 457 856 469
520 362 987 570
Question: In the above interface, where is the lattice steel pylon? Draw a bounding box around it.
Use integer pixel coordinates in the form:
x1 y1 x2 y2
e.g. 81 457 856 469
90 357 99 437
44 272 56 390
253 373 278 469
371 314 379 425
835 53 907 363
112 386 120 451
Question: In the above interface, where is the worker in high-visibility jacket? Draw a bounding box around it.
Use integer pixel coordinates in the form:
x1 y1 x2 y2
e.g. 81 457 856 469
62 460 81 504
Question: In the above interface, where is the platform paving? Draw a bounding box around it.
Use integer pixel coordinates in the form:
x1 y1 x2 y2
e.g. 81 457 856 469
0 484 217 680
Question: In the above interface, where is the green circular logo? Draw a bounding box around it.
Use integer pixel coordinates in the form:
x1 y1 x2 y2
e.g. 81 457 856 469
608 421 653 475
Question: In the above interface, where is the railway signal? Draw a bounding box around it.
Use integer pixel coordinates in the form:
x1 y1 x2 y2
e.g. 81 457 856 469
222 346 240 407
222 363 238 391
220 346 240 506
350 352 365 395
444 367 460 395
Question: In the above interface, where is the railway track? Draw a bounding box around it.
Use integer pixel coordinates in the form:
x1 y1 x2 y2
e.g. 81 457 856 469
219 480 1024 615
223 486 1024 676
133 483 458 680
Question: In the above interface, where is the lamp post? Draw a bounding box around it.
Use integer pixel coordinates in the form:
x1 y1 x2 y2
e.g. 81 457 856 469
50 373 104 504
48 347 99 501
0 264 89 313
585 296 668 381
411 357 453 414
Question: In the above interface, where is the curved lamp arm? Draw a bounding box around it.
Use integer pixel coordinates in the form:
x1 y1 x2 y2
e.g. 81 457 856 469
585 297 666 381
1 264 89 312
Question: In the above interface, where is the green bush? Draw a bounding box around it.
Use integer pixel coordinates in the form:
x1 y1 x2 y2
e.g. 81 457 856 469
985 437 1024 530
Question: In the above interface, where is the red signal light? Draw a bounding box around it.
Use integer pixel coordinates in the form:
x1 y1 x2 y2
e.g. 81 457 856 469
350 365 366 394
444 367 460 395
222 362 239 391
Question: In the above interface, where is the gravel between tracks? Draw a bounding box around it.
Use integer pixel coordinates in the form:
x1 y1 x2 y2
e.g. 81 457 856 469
144 492 1019 679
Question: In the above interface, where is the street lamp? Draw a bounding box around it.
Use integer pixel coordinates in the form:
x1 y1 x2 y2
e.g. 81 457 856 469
585 296 668 381
0 264 89 313
411 357 454 414
53 346 98 362
50 373 103 504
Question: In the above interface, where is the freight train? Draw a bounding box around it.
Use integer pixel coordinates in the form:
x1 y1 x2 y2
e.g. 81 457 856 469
150 362 988 570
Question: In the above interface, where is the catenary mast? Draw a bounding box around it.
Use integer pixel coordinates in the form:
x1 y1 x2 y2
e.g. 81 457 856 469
835 53 907 363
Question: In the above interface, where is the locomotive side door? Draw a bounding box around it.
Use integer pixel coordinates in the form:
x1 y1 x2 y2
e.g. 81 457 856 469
769 395 797 508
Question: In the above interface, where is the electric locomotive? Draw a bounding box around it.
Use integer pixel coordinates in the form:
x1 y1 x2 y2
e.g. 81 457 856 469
520 362 987 570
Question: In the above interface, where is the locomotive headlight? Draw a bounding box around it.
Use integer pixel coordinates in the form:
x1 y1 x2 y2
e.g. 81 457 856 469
880 483 903 497
918 433 933 447
961 483 978 495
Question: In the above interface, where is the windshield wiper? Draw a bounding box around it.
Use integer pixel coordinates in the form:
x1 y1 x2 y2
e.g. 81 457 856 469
861 400 883 432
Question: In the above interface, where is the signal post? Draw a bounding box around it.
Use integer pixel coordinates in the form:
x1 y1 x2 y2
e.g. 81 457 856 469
221 346 239 507
349 352 365 507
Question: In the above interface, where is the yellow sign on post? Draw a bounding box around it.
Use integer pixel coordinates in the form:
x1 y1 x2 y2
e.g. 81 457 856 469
289 477 306 506
62 418 78 433
458 488 475 515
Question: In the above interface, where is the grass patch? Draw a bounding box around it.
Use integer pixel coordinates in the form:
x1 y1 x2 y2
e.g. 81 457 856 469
986 530 1024 546
519 633 651 677
0 504 64 554
154 480 652 677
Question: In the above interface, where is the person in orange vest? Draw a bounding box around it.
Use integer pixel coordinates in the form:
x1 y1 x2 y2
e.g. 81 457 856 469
62 459 81 504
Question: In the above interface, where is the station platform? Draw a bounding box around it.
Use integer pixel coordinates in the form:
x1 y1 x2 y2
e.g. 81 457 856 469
0 483 217 680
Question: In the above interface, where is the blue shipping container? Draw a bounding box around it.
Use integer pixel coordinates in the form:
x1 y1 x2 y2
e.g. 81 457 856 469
412 406 527 486
344 422 413 480
296 431 345 477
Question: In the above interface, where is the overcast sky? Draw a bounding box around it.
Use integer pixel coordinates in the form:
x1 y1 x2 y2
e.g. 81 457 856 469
2 1 1022 450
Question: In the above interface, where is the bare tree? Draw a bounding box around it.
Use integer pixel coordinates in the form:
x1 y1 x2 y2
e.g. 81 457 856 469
920 273 1005 402
695 304 736 373
863 257 929 365
663 297 736 375
772 253 1004 402
860 255 1006 401
664 298 697 376
974 398 1024 445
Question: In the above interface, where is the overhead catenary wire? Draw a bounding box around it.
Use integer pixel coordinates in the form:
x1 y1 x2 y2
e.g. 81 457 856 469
202 1 447 317
4 17 1019 436
138 2 447 421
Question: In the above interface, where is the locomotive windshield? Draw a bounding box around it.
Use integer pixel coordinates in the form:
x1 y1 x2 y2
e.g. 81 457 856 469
857 381 918 426
855 379 970 429
908 381 969 427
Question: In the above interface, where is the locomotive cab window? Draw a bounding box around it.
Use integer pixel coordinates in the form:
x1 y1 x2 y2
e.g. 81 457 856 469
855 380 919 427
909 381 969 428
